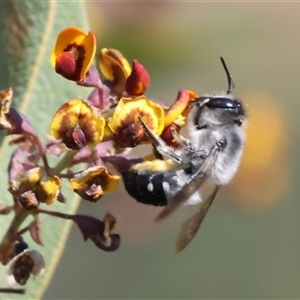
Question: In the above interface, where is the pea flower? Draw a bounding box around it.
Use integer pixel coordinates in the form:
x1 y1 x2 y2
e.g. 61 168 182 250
51 27 96 82
10 167 61 209
99 48 132 95
0 87 13 130
107 96 164 148
50 99 105 150
70 212 120 251
161 89 198 147
70 166 120 202
164 89 198 127
7 249 45 286
125 59 150 96
37 209 121 252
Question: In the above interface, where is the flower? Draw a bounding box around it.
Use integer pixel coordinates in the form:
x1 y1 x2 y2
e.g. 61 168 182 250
72 212 120 251
164 89 198 128
0 87 13 130
160 89 198 147
0 88 38 139
107 96 164 148
7 249 45 285
51 27 96 82
10 167 61 209
70 166 120 202
99 48 131 95
50 99 105 150
125 59 150 96
8 135 41 183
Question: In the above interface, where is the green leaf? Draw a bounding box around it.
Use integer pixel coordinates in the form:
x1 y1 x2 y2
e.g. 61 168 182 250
0 1 91 299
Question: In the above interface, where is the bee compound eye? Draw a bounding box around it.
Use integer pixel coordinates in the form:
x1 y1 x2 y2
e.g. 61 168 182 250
206 97 238 109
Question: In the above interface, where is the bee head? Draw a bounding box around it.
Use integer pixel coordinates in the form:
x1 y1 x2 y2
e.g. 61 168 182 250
190 57 245 130
191 95 245 129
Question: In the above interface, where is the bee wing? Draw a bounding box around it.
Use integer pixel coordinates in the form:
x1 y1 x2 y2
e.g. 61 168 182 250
176 185 220 252
155 142 221 222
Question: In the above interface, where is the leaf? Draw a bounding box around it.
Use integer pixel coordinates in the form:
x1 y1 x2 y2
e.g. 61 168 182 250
0 1 91 299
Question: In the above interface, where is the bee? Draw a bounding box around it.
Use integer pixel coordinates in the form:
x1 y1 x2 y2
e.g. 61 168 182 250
122 58 247 252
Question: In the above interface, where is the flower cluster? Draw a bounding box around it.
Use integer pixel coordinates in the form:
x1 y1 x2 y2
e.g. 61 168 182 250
0 26 198 288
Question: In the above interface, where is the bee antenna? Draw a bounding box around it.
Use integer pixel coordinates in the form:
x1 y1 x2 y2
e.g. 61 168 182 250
220 57 235 94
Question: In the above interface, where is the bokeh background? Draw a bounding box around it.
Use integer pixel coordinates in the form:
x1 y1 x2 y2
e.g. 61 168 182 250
44 2 300 299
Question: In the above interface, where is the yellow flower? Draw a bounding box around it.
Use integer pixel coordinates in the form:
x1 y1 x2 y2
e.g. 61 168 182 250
51 27 96 82
11 167 44 193
164 89 198 127
70 166 120 202
10 167 61 209
50 99 105 150
107 96 164 148
99 48 132 94
0 87 13 130
34 176 61 205
160 89 198 147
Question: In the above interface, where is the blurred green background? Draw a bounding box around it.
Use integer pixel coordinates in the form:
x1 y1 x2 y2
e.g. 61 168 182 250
44 2 300 299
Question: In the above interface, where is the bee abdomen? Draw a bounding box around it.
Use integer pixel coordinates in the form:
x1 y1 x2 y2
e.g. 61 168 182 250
122 170 167 206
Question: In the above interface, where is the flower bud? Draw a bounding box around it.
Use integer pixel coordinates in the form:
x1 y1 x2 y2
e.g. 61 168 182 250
125 59 150 96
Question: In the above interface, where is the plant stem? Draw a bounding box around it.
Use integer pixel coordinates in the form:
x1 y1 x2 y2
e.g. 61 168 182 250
0 207 30 265
51 149 76 174
37 208 74 220
0 288 25 294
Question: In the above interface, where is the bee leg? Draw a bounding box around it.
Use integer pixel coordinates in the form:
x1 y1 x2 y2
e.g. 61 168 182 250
188 138 227 184
155 139 226 222
138 117 182 164
171 127 195 154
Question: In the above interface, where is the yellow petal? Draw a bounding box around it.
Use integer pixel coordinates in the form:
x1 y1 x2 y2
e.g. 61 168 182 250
99 48 131 81
164 89 198 127
50 99 105 148
70 166 120 193
11 167 44 192
108 96 164 136
35 176 61 205
51 27 96 81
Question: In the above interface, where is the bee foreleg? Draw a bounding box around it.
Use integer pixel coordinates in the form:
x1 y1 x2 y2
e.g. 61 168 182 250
138 117 182 164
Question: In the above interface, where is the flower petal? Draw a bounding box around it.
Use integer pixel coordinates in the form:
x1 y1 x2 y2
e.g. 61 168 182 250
70 166 120 202
50 99 105 149
35 175 61 205
11 167 44 193
125 59 150 96
108 96 164 147
164 89 198 127
99 48 131 94
51 27 96 81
